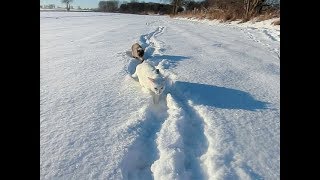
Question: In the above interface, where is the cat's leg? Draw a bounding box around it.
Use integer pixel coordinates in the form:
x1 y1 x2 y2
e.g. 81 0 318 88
140 81 147 89
153 94 160 104
131 72 137 79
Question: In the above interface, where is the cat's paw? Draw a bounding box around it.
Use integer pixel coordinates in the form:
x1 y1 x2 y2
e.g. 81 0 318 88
131 73 138 79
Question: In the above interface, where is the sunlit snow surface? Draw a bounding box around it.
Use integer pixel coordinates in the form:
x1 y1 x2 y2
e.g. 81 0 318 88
41 12 279 180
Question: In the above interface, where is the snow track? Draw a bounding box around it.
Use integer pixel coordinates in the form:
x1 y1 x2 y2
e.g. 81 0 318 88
120 103 168 180
240 28 280 59
151 93 208 180
121 24 210 180
140 26 165 58
120 22 264 180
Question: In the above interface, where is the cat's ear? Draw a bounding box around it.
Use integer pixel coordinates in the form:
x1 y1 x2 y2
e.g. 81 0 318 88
148 77 155 82
163 76 168 81
161 77 166 84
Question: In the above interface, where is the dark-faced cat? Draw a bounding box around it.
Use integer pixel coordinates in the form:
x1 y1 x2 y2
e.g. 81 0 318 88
131 43 144 62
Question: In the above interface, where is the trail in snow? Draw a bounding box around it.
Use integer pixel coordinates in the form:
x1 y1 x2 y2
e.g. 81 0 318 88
120 103 168 180
189 101 265 180
150 93 209 180
120 24 170 180
240 28 280 59
140 26 166 59
165 86 266 180
120 21 266 180
120 23 210 180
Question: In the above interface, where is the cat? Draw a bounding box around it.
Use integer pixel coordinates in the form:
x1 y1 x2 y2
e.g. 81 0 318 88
131 43 144 62
132 61 166 104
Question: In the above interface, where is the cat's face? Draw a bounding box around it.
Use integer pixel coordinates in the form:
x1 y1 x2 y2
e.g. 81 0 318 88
137 48 144 57
153 83 165 95
148 77 165 95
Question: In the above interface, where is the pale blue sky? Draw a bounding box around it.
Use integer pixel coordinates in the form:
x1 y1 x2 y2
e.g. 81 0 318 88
40 0 168 8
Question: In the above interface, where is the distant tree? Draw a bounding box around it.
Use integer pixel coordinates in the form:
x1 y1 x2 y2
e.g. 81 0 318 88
183 0 204 11
61 0 74 11
99 1 119 12
161 0 184 15
48 4 55 9
119 3 129 12
119 1 172 14
244 0 266 18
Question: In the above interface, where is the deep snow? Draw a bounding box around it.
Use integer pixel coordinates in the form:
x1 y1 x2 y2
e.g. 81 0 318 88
41 12 279 180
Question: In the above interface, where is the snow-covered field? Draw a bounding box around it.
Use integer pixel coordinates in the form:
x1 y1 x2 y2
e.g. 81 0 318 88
174 17 280 31
40 12 279 180
40 8 93 12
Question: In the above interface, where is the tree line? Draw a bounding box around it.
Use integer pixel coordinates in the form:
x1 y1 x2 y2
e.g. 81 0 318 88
96 0 279 17
98 1 178 15
176 0 279 21
58 0 279 21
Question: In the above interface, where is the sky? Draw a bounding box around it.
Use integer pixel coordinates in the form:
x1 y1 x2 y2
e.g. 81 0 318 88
40 0 168 8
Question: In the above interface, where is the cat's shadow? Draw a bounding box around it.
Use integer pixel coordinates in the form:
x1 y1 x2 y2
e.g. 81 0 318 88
173 81 269 111
151 55 190 69
127 58 269 111
127 58 141 75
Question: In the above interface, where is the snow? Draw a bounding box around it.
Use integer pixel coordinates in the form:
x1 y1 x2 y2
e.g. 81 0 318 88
174 17 280 31
41 12 279 179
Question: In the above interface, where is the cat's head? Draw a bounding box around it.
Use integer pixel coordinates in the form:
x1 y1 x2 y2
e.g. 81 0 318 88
148 77 165 95
137 48 144 57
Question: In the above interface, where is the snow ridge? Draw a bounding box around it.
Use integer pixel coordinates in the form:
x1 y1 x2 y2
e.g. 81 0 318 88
140 26 165 60
151 93 209 180
120 103 168 180
151 94 192 180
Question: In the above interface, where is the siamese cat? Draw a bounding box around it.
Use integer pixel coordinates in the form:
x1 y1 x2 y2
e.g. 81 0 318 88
131 43 144 62
132 61 166 104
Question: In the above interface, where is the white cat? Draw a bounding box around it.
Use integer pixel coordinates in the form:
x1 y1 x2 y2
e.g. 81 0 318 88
132 61 166 104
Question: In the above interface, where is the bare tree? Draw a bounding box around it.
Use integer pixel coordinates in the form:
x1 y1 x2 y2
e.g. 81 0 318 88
244 0 266 18
161 0 183 15
99 1 119 12
61 0 74 11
